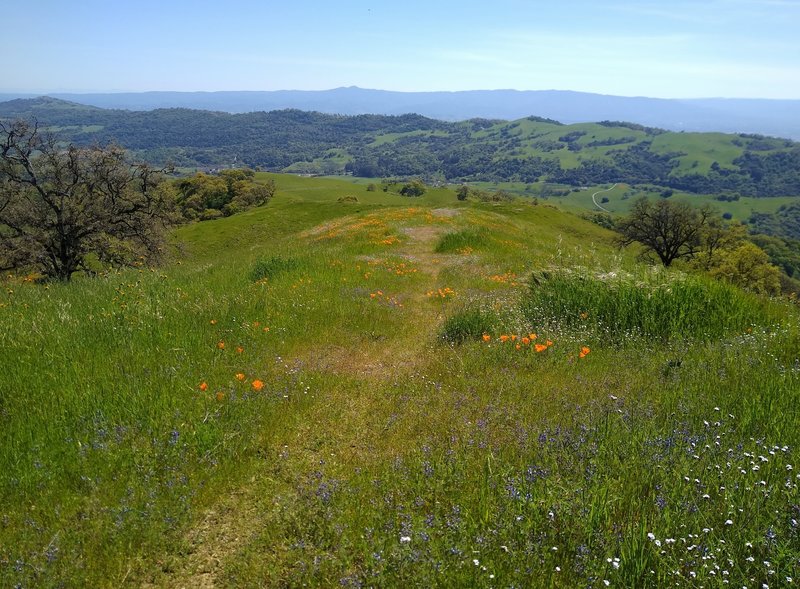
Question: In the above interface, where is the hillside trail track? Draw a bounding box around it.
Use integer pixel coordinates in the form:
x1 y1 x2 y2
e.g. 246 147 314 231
591 183 616 212
146 208 469 588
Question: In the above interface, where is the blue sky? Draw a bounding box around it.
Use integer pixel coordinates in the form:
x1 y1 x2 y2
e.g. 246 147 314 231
4 0 800 98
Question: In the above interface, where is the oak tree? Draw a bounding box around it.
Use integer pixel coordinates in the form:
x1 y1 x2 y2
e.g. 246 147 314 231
0 120 175 281
616 197 711 267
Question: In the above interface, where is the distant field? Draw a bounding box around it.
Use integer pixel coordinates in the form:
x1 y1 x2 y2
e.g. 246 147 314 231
328 175 797 222
650 132 743 173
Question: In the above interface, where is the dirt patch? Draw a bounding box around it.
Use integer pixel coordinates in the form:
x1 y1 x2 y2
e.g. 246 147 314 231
430 208 460 218
144 486 259 588
400 225 443 243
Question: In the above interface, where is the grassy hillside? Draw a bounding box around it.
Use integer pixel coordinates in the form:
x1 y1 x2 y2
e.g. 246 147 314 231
1 175 799 587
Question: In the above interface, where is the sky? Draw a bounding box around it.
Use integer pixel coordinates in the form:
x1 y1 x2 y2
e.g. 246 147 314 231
3 0 800 99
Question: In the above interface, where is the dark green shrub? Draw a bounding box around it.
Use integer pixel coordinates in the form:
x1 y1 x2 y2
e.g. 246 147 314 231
399 179 426 197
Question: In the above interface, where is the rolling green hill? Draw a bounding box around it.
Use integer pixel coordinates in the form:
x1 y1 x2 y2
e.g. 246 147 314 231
6 176 800 587
2 97 799 199
1 175 799 587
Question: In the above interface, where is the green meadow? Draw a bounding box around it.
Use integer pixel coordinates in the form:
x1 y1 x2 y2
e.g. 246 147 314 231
448 179 797 222
1 174 799 587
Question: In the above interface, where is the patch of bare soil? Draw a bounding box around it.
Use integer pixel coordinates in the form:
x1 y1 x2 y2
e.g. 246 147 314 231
430 208 460 217
142 485 259 588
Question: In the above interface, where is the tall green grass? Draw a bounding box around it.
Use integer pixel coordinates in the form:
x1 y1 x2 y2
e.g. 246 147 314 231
435 227 489 253
523 268 777 340
440 307 498 343
249 255 307 281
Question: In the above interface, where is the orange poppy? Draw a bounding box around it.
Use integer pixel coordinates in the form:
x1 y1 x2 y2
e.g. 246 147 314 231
199 382 208 391
236 346 244 354
546 340 554 347
251 379 264 391
535 344 548 353
482 334 491 342
235 373 246 381
499 335 509 343
210 319 217 325
217 341 225 350
529 333 538 340
579 346 591 358
215 391 225 401
521 337 531 345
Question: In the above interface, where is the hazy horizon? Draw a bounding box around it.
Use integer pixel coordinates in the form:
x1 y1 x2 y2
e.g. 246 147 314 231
4 0 800 100
4 86 800 102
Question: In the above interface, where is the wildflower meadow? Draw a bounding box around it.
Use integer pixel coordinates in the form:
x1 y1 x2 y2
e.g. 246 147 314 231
1 174 798 587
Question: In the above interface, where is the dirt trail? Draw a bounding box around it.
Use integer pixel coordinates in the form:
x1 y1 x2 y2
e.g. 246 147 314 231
149 209 465 588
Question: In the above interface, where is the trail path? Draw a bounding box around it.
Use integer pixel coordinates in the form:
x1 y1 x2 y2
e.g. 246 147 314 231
148 208 468 588
591 183 616 212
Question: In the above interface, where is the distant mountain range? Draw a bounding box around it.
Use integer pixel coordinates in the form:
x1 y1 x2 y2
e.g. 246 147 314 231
1 87 799 139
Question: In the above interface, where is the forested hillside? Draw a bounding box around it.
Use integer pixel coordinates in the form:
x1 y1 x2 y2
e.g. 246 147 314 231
2 97 800 199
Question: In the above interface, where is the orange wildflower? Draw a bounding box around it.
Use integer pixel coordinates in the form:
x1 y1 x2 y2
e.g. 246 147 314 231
579 346 591 358
251 379 264 391
252 321 260 327
499 335 509 343
199 382 208 391
210 319 217 325
510 334 517 341
263 326 270 332
521 337 531 345
217 340 225 350
529 333 538 340
546 340 554 347
534 344 548 353
215 391 225 401
236 346 244 354
515 344 521 350
235 373 246 381
482 334 491 342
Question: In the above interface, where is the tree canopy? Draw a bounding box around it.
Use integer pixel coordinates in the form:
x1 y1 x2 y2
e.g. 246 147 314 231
0 120 175 281
616 198 711 267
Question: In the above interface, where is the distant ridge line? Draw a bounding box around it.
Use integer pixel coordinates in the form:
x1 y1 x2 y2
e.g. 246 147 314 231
1 88 799 139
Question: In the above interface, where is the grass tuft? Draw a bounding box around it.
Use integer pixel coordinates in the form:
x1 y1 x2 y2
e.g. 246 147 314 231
440 307 498 343
434 227 489 253
249 255 306 282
